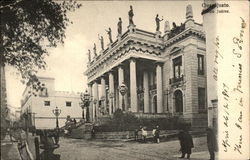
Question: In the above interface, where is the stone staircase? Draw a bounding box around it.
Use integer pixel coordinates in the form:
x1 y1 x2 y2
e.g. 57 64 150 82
69 123 93 139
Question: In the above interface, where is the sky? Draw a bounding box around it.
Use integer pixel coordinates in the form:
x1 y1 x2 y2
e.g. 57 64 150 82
5 1 203 111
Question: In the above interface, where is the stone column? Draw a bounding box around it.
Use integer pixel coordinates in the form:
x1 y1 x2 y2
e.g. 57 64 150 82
156 63 163 113
108 71 115 115
143 71 150 113
118 65 124 110
88 83 93 122
130 58 137 112
115 86 119 111
92 81 99 120
101 76 106 114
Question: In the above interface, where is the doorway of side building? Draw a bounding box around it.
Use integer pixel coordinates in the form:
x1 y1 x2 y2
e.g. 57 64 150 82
153 95 157 113
174 90 183 113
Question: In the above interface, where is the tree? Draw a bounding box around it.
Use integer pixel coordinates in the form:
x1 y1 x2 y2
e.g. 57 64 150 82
0 0 81 90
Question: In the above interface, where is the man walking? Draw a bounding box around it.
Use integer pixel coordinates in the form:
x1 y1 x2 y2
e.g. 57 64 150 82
207 127 218 160
178 129 194 160
155 125 160 143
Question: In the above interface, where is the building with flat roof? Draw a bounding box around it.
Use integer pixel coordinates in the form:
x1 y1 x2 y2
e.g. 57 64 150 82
21 77 82 129
84 4 207 128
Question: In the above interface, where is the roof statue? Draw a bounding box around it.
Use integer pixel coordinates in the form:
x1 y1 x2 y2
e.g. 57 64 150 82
93 43 97 57
117 17 122 35
98 34 104 50
173 22 177 29
128 5 134 25
186 4 193 19
105 27 113 43
155 14 163 32
168 22 185 39
88 49 91 62
164 20 170 33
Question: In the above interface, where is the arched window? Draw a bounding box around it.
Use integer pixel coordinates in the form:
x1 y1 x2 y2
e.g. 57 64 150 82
174 90 183 113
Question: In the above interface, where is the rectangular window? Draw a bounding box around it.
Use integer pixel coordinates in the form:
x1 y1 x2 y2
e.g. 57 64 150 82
198 87 206 111
44 101 50 106
198 54 204 75
66 101 72 107
173 56 182 79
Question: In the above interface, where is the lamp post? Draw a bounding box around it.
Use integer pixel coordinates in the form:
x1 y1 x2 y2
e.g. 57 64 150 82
93 99 98 120
119 82 127 111
80 89 90 122
52 107 61 128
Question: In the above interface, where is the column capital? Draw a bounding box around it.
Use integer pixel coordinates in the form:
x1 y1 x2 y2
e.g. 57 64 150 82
155 61 164 67
129 57 137 63
117 63 125 69
100 75 106 79
87 82 93 86
108 69 115 74
92 79 99 84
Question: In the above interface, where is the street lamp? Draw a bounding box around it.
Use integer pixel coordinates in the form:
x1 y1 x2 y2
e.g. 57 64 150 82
93 99 98 120
52 107 61 128
80 89 90 122
119 82 127 111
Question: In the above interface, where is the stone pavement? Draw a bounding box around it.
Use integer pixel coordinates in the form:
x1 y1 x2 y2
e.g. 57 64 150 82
173 151 218 160
54 136 210 160
0 134 22 160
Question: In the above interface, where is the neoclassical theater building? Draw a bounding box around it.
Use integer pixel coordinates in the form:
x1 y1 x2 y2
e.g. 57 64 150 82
85 5 207 127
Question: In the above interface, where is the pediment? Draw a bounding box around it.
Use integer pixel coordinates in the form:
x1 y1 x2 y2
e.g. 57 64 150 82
169 45 184 55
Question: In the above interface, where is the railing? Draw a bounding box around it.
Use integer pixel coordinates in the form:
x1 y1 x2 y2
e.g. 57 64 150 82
136 29 156 38
121 30 129 40
169 75 184 84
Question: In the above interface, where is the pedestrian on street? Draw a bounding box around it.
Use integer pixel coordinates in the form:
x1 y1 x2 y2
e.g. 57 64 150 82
178 129 194 160
207 127 218 160
73 118 77 124
7 127 13 142
91 127 95 139
134 128 139 141
152 128 156 142
155 125 160 144
141 127 147 143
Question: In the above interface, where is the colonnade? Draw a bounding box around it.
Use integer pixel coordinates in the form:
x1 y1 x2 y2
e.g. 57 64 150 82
88 58 164 120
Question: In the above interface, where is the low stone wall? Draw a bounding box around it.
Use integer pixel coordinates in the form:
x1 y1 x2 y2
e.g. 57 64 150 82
94 130 177 140
95 131 134 139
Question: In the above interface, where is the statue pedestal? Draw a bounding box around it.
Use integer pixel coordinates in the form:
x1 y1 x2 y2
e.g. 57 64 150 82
117 34 122 41
185 18 194 29
155 31 162 39
127 24 136 33
163 31 170 41
107 43 112 49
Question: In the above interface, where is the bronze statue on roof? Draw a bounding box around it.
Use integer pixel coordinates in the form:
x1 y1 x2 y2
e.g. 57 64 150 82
98 34 104 50
88 49 91 62
93 43 97 57
117 17 122 35
128 5 134 25
155 14 163 31
105 28 113 43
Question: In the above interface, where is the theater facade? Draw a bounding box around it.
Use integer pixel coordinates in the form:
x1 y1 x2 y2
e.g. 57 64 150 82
84 5 207 127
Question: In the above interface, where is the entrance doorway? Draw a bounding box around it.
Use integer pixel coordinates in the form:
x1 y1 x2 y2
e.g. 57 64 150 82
174 90 183 113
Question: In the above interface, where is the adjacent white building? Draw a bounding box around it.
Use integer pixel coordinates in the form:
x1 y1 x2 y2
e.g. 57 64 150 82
21 77 82 129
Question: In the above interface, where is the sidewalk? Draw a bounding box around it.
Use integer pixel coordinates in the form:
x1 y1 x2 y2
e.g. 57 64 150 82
173 151 218 160
1 134 22 160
